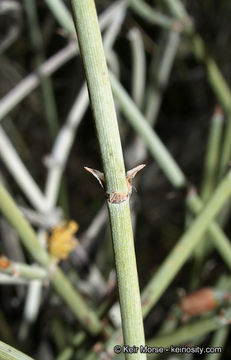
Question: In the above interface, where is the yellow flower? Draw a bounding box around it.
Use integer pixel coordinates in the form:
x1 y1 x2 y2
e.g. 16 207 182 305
48 221 79 260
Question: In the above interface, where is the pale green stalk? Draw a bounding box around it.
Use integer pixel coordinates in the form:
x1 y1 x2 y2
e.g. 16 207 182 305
186 191 231 270
128 28 146 109
145 30 180 125
141 172 231 317
70 0 146 357
0 127 50 213
101 82 231 351
137 0 231 182
138 0 231 116
0 275 28 285
0 262 48 281
110 72 186 188
128 0 177 29
163 0 231 180
164 0 187 19
24 0 70 217
167 4 231 113
146 308 231 350
44 0 74 34
218 113 231 181
111 75 231 266
107 306 230 360
193 108 224 278
110 74 231 274
201 108 224 202
0 183 104 336
24 0 59 140
205 327 229 360
56 348 73 360
0 1 125 122
0 341 34 360
56 331 85 360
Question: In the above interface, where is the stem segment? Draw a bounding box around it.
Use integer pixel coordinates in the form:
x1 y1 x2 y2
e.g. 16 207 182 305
70 0 146 357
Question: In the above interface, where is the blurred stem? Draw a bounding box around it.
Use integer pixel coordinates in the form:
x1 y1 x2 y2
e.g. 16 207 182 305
0 42 77 122
103 6 126 53
191 35 231 113
128 0 177 30
43 0 75 34
0 183 105 336
70 0 146 356
141 171 231 317
145 30 180 125
0 127 50 213
0 1 125 122
110 74 231 273
0 184 49 266
44 84 89 210
102 173 231 351
24 0 69 215
56 331 85 360
164 0 188 20
164 0 231 180
186 190 231 271
110 72 187 188
2 118 32 166
205 326 229 360
190 107 224 288
0 340 34 360
201 107 224 202
217 114 231 181
24 0 59 140
0 262 48 281
137 0 231 181
58 176 70 218
52 317 67 352
0 312 15 346
128 28 146 109
56 296 110 360
0 274 29 285
56 348 74 360
147 308 231 351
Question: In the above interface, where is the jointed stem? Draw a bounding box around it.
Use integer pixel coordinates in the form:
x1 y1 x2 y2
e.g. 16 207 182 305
70 0 146 357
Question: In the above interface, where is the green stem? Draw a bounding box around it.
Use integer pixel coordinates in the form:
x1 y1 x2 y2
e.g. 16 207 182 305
191 35 231 113
24 0 59 140
24 0 69 214
186 190 231 271
205 326 229 360
110 74 231 274
0 341 34 360
145 30 180 125
0 183 104 335
164 0 188 20
147 309 231 350
141 171 231 318
70 0 146 357
164 0 231 181
128 0 177 30
217 114 231 181
110 72 186 188
192 107 224 284
44 0 74 34
201 107 224 202
0 262 48 281
128 28 146 109
56 348 74 360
